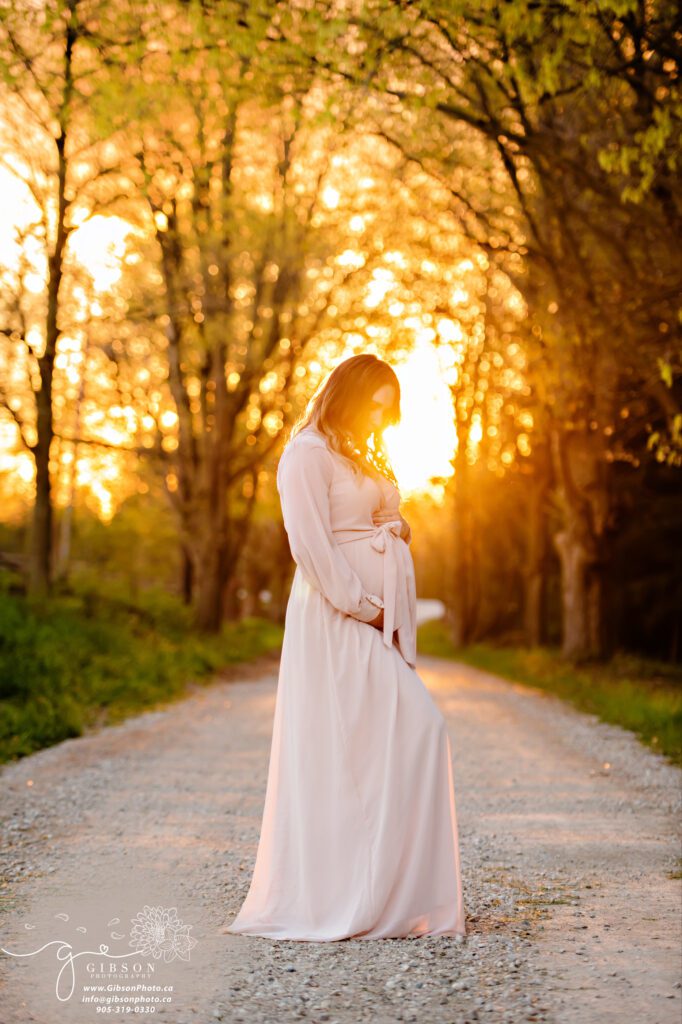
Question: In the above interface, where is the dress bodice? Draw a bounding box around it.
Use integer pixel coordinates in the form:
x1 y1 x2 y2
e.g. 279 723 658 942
298 426 400 528
278 426 417 667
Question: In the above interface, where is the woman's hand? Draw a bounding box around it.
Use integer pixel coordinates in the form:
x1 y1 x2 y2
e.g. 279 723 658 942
372 508 412 544
369 607 384 629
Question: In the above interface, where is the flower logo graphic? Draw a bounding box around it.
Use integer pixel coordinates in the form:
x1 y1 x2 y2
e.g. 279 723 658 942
129 906 197 963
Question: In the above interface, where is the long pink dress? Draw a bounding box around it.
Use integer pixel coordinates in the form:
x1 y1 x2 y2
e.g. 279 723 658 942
225 425 466 941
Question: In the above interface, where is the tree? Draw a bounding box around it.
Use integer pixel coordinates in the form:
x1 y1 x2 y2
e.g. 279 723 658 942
298 0 682 658
0 0 128 596
91 1 415 628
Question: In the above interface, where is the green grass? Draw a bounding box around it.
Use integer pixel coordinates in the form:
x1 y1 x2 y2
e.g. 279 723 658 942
418 618 682 766
0 573 283 764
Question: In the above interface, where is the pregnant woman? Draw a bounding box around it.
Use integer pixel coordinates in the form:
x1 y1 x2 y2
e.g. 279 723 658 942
225 353 466 941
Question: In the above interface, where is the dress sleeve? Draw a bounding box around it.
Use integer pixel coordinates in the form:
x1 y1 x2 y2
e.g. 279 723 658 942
277 440 385 623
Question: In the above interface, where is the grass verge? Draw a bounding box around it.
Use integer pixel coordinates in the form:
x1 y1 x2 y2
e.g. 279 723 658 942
0 575 283 765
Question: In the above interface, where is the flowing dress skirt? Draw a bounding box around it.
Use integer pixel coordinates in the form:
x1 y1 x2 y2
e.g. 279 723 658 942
225 540 466 941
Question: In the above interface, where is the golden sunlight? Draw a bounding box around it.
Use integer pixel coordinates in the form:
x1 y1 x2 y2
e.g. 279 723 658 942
382 340 457 498
0 168 133 293
0 174 137 518
68 215 134 292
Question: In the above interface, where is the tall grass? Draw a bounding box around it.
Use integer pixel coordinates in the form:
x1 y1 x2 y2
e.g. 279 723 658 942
0 572 283 764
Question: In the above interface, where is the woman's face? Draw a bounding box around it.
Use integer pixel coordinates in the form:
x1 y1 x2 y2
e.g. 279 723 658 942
357 383 396 440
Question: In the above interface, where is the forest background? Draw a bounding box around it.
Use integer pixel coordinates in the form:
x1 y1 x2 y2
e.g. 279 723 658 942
0 0 680 763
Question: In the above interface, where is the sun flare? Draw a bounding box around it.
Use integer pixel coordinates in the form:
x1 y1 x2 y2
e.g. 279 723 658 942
382 341 456 499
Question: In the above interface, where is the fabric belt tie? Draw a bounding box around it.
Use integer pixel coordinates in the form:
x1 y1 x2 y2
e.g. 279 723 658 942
334 520 403 653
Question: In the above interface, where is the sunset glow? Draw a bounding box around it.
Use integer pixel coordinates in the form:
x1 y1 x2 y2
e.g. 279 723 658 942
383 343 457 499
0 120 505 520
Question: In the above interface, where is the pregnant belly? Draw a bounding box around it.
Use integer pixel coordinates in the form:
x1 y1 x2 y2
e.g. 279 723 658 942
340 536 387 603
338 530 416 632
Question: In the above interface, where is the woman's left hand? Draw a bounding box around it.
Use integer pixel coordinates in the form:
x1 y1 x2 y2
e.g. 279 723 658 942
372 508 412 544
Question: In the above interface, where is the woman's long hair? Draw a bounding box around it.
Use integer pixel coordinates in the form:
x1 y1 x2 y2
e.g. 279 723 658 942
288 354 401 488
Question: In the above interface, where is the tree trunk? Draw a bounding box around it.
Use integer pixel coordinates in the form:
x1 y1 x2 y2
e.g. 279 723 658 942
27 19 75 599
524 568 546 648
180 545 193 605
551 426 611 661
29 410 53 599
192 444 230 631
193 550 228 632
447 431 476 648
554 524 592 659
523 451 552 646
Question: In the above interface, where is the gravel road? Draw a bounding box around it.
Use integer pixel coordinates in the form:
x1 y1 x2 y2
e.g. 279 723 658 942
0 653 680 1024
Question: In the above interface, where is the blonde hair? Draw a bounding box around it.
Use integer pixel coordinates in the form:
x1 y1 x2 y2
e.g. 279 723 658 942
288 354 401 488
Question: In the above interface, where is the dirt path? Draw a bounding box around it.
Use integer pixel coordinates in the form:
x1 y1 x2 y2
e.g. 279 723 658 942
0 654 680 1024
